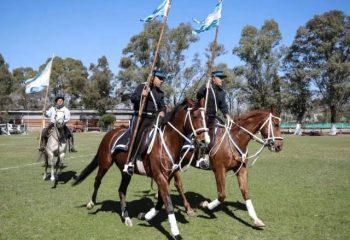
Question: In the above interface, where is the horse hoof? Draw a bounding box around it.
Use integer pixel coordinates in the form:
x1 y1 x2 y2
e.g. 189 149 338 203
173 234 183 240
86 201 94 210
254 219 266 228
199 201 209 209
187 209 196 217
43 174 47 180
50 176 55 182
138 212 146 220
124 217 133 227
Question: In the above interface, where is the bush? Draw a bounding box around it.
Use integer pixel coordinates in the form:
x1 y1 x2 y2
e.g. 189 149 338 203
98 114 116 130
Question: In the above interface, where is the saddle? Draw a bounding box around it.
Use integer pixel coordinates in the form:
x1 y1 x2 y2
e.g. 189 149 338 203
111 127 156 159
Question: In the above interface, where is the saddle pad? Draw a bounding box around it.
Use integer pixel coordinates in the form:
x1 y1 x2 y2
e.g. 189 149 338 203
111 130 131 153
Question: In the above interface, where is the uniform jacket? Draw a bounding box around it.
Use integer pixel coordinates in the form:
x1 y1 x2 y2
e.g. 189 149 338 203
197 84 228 117
131 83 166 114
45 106 70 124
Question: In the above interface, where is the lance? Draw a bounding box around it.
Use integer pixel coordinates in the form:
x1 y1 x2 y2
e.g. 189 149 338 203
125 0 172 167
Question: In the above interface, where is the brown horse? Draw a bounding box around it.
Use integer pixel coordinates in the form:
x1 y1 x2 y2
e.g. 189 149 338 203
173 108 283 228
72 98 209 239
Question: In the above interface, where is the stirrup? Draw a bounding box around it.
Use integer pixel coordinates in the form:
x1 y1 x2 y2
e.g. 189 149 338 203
123 163 134 175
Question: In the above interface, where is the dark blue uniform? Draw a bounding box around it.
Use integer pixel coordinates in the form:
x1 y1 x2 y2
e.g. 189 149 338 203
197 84 228 128
130 83 166 160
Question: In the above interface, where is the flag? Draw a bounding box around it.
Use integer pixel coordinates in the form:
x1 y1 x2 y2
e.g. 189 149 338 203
141 0 170 22
25 57 53 94
193 0 223 34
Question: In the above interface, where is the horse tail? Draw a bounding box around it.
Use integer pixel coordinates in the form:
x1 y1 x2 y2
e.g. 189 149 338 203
72 153 98 186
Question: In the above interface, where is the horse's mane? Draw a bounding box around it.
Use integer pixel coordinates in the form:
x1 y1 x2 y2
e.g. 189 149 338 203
159 98 194 127
234 109 270 124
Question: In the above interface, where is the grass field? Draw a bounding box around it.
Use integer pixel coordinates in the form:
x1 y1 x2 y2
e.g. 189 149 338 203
0 133 349 240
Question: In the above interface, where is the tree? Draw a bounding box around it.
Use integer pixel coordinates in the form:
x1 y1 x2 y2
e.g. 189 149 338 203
0 54 15 111
82 56 114 115
232 20 283 112
49 57 88 109
12 67 36 110
282 44 312 135
290 10 350 135
116 21 198 107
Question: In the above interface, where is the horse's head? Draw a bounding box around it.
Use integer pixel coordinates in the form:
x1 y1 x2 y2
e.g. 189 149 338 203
54 111 65 129
258 109 283 152
163 98 209 147
185 98 210 147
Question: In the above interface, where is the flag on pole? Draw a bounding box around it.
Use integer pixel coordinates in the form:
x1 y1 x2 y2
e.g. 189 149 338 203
192 0 223 34
25 57 53 94
141 0 170 22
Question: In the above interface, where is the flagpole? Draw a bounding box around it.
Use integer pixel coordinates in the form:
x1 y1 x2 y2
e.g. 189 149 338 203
125 0 172 168
38 56 54 148
204 24 220 110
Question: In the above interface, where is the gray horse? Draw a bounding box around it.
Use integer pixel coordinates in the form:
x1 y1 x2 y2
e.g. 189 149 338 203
43 111 67 183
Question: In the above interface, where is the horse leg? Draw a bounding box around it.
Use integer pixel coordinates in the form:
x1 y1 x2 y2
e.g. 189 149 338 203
158 175 182 239
86 166 110 210
118 173 132 227
47 152 55 182
200 167 226 210
173 171 195 216
43 153 49 180
237 167 265 228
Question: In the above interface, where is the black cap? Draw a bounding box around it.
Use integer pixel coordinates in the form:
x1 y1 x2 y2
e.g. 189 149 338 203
211 70 227 78
55 96 65 102
153 70 166 80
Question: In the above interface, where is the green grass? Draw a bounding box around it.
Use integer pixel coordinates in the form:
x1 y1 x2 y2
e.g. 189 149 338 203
0 133 349 240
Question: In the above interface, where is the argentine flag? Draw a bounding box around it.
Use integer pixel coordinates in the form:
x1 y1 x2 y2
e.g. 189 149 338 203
193 0 223 34
25 57 53 94
141 0 170 22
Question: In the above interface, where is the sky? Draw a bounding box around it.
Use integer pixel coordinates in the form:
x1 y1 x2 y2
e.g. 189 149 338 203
1 0 349 74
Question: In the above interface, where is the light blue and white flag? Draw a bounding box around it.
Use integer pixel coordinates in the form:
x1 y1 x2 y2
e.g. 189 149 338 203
25 57 53 94
141 0 170 22
193 0 223 34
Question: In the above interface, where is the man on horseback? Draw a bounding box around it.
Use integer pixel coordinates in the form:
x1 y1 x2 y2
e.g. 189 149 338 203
123 70 167 175
196 70 232 169
38 96 77 152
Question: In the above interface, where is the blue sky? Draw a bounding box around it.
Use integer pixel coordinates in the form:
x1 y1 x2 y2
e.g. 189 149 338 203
1 0 349 73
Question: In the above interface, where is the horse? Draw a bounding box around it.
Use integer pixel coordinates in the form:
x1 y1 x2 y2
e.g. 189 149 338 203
43 111 68 184
173 108 283 228
72 98 209 239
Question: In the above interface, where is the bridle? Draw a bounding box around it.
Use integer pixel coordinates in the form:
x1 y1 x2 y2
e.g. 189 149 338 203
210 112 283 175
148 104 209 172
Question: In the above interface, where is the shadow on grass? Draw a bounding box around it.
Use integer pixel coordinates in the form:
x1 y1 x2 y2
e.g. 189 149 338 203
171 191 259 229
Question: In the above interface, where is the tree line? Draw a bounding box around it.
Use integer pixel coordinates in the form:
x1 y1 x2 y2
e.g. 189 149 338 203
0 10 349 126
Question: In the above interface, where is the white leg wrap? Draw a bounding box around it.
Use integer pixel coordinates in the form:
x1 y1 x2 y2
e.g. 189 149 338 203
208 199 221 210
145 208 159 221
246 199 258 220
168 214 180 236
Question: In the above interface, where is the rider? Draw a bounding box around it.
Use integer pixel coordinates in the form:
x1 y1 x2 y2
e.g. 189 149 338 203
196 70 232 169
38 96 77 152
123 70 167 175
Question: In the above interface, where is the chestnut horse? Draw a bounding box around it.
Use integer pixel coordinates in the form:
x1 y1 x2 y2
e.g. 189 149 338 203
174 108 283 228
72 98 209 239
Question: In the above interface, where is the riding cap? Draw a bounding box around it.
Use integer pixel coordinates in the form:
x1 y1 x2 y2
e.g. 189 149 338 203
211 70 227 78
153 70 166 80
55 96 65 102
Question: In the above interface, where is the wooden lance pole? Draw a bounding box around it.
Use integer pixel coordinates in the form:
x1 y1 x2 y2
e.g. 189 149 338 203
125 1 172 168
